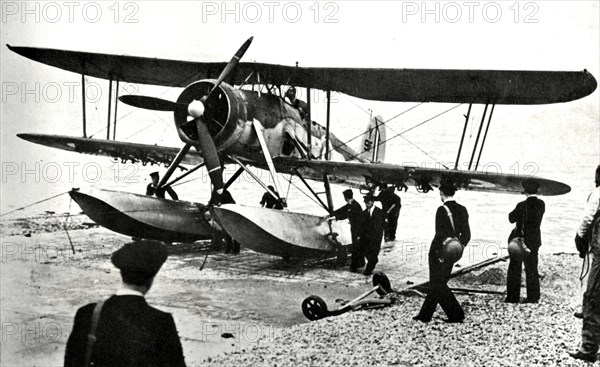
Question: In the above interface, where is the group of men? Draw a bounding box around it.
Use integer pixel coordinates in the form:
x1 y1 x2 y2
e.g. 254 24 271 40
326 186 401 275
137 166 599 362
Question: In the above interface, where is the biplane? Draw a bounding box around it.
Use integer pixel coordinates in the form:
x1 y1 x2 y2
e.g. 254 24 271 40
7 38 597 258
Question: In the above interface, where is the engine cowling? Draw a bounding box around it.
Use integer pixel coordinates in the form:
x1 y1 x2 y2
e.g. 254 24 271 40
173 80 248 153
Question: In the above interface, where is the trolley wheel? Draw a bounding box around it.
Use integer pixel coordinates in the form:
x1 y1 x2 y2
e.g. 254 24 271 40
373 271 393 296
302 295 329 321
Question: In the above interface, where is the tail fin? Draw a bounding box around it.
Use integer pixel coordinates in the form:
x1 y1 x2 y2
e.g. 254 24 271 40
358 114 386 163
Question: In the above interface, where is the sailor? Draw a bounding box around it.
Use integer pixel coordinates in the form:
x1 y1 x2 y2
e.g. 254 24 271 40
414 179 470 323
360 194 386 276
505 179 545 303
285 86 308 119
260 185 284 209
570 165 600 363
146 171 179 200
326 189 364 272
375 184 402 241
64 240 186 367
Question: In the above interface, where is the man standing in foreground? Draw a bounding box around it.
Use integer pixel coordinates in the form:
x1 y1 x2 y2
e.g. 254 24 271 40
570 165 600 363
505 179 545 303
327 189 364 272
360 194 386 276
65 240 186 367
414 181 470 323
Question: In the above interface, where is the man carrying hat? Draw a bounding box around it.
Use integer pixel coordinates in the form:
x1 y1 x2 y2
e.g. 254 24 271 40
505 179 545 303
65 240 186 367
326 189 365 272
414 180 470 323
146 171 179 200
360 194 386 276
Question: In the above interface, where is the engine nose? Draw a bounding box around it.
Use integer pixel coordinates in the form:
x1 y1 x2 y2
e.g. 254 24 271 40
174 80 246 148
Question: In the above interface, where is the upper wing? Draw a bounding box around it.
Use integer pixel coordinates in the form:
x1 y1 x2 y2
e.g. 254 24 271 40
7 45 597 105
17 133 203 167
272 157 571 196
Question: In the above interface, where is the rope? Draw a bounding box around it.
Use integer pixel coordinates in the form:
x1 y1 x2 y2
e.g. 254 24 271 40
0 191 69 218
64 197 76 255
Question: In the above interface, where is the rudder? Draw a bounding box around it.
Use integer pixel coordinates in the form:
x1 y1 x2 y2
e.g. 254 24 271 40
358 114 386 163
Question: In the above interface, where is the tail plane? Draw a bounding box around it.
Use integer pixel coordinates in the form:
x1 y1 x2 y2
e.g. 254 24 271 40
358 114 386 163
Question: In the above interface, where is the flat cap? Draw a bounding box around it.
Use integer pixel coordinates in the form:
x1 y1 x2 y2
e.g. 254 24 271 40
111 240 168 276
522 179 540 194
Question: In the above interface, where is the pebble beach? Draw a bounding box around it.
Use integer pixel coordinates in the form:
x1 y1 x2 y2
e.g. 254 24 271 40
206 253 597 366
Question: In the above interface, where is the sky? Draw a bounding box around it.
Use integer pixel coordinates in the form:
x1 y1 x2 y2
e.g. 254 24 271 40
1 1 599 242
1 1 598 139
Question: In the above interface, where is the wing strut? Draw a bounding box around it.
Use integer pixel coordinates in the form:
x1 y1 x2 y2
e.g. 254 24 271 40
474 104 495 171
224 167 244 190
252 119 286 207
454 104 472 169
157 143 192 189
293 169 331 214
81 71 87 138
323 90 334 211
306 87 312 160
228 155 282 205
113 79 119 140
468 104 489 170
165 162 206 188
106 77 112 140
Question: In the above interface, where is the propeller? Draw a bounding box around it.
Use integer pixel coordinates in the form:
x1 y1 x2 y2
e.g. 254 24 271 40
118 95 188 114
118 37 254 196
205 36 253 100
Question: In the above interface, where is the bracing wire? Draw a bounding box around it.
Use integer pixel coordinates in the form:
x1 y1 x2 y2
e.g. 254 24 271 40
323 101 424 158
345 104 463 161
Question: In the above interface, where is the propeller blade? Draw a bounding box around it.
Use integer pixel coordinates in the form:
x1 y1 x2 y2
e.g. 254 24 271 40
206 36 253 99
119 95 188 114
194 118 224 193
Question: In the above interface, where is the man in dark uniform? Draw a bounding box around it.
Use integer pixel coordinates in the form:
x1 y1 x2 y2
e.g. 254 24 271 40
360 194 386 276
505 179 545 303
327 189 364 272
375 184 401 241
414 181 470 323
65 240 186 367
260 185 284 209
146 172 179 200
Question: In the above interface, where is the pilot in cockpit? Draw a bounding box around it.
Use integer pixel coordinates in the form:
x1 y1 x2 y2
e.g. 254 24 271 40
285 86 308 119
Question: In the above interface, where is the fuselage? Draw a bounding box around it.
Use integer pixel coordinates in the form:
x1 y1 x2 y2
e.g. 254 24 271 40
174 80 362 166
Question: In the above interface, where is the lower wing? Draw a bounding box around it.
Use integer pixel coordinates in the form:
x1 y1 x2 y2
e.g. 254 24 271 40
17 133 203 167
272 157 570 196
